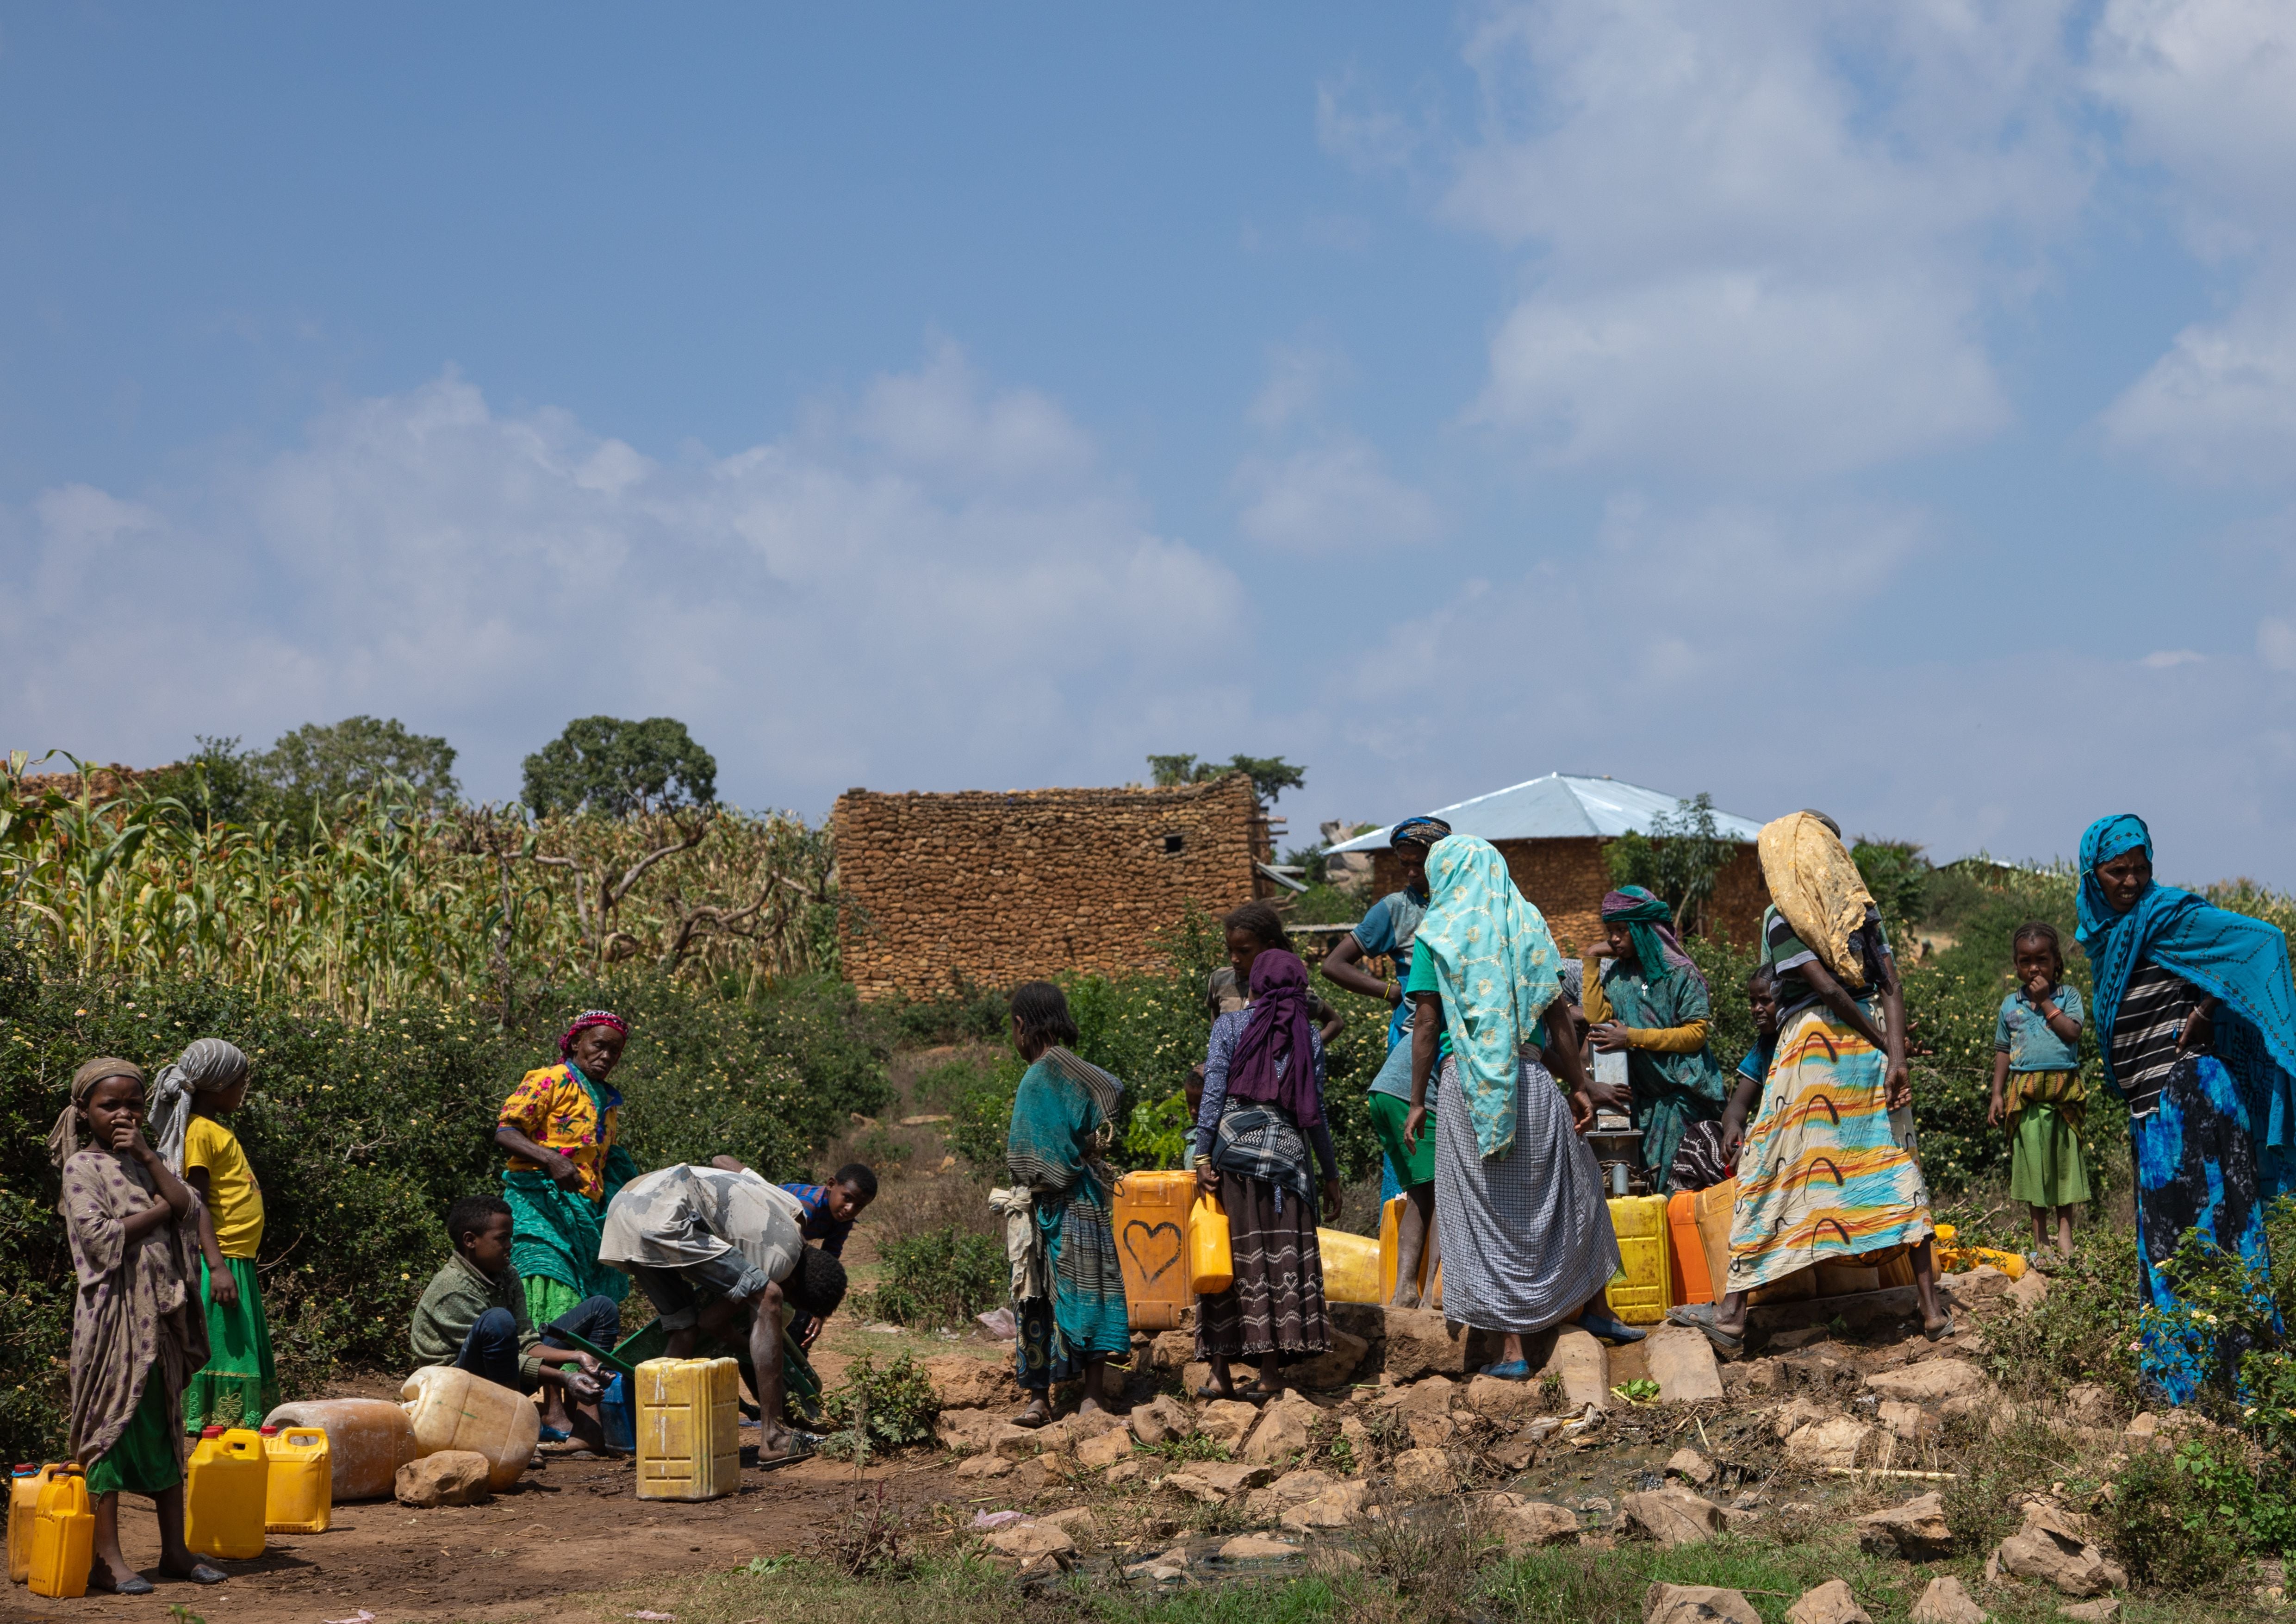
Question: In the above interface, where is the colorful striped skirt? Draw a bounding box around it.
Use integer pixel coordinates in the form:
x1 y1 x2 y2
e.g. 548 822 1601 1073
1724 1003 1934 1294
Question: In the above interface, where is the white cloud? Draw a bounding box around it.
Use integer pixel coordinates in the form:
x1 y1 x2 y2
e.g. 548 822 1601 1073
0 349 1247 807
1436 2 2082 480
2093 0 2296 479
1233 439 1441 554
2141 649 2207 668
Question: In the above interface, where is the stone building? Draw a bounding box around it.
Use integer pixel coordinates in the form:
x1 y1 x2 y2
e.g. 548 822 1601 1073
833 774 1266 1001
1329 774 1770 955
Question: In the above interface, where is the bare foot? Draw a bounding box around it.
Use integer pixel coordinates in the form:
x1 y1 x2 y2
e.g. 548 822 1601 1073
1390 1287 1420 1310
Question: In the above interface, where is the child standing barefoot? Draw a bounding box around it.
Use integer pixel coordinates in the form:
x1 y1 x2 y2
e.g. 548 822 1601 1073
1988 922 2091 1258
151 1040 277 1433
49 1058 224 1593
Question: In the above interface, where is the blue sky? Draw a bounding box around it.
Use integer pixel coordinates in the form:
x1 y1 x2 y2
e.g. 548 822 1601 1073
6 3 2295 883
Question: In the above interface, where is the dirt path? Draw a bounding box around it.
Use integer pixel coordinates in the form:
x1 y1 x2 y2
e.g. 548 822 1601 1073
0 1453 943 1624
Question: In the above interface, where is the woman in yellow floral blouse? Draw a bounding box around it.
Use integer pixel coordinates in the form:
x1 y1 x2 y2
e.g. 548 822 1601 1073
494 1010 639 1340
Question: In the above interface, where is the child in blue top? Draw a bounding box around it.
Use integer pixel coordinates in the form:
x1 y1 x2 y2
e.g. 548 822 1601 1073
778 1164 875 1345
1986 922 2089 1258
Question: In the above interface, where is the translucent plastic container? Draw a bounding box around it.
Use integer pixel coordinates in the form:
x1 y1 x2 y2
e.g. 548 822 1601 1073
1318 1228 1381 1305
400 1367 541 1491
26 1467 91 1599
1187 1193 1232 1295
1110 1169 1197 1330
1604 1194 1671 1325
261 1424 331 1533
262 1399 416 1502
185 1425 267 1560
10 1464 58 1584
635 1357 740 1502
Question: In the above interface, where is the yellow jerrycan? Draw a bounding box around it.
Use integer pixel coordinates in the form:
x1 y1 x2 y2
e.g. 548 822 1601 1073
261 1424 332 1533
184 1425 267 1560
1187 1191 1233 1295
9 1463 58 1584
1604 1194 1672 1326
25 1466 93 1599
635 1357 740 1502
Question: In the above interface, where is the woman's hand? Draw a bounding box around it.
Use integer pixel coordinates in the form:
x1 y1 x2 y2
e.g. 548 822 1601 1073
1321 1179 1344 1224
1588 1020 1632 1053
1195 1160 1220 1195
545 1150 584 1190
1402 1105 1426 1152
1567 1089 1596 1134
1717 1107 1747 1163
1885 1059 1913 1111
2177 999 2217 1054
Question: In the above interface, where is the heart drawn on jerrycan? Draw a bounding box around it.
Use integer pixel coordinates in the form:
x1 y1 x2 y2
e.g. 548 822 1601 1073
1123 1220 1182 1285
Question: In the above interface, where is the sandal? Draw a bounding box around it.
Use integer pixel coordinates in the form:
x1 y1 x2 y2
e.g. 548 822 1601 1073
1667 1303 1745 1360
1012 1404 1055 1429
1195 1382 1237 1401
88 1569 156 1595
1478 1359 1532 1381
1924 1312 1957 1343
537 1424 572 1443
158 1562 226 1586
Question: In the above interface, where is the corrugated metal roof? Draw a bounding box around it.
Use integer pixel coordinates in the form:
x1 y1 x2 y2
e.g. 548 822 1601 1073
1328 773 1767 852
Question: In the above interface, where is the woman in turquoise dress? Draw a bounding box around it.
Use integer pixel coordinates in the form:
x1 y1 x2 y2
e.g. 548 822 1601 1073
1583 886 1731 1193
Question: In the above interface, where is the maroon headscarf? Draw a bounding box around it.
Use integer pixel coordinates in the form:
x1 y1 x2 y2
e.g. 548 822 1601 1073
1224 950 1321 1128
559 1008 629 1060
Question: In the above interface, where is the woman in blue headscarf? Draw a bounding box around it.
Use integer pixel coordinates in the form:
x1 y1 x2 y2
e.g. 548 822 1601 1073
1583 886 1732 1193
2078 812 2296 1403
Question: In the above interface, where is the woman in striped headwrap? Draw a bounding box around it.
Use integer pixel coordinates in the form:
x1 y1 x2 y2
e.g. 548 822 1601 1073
1583 886 1731 1193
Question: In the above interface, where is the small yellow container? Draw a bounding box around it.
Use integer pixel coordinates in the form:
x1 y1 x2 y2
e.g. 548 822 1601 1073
185 1425 267 1561
261 1424 332 1533
1110 1168 1197 1330
1187 1193 1233 1296
1604 1194 1672 1325
1318 1228 1380 1305
26 1467 92 1599
9 1463 58 1584
635 1357 740 1502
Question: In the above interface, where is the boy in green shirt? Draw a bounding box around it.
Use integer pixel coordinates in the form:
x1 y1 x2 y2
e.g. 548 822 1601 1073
411 1195 609 1440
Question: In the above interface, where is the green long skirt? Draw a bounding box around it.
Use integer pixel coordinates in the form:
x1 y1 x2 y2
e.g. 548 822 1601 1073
2009 1103 2091 1209
183 1256 278 1433
87 1373 180 1497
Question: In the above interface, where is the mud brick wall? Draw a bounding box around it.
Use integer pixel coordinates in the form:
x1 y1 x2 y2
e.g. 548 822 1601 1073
834 775 1261 1001
1369 838 1769 956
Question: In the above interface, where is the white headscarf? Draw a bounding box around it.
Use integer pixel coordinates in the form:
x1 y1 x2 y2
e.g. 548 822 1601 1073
149 1037 251 1172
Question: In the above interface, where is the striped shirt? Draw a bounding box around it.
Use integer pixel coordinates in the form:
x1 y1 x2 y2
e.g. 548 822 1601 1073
2110 963 2207 1117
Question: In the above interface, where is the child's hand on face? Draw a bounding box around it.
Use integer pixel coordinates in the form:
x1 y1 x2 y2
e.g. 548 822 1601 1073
2024 973 2055 1006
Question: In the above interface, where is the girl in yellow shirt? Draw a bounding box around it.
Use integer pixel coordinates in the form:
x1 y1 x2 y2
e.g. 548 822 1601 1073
152 1039 276 1433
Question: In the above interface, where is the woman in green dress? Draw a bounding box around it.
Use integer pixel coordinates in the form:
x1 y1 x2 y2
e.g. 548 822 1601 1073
1582 886 1731 1193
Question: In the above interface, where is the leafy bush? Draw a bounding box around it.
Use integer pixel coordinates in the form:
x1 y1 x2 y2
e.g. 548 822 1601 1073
1978 1222 2145 1409
868 1226 1006 1328
2103 1437 2293 1589
0 948 890 1466
819 1353 940 1462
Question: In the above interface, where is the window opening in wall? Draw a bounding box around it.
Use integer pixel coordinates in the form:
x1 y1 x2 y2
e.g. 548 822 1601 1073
1162 832 1185 855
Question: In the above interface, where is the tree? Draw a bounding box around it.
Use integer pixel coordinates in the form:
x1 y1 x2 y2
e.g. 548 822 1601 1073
259 716 460 816
523 717 718 818
138 736 270 832
1605 793 1735 937
1145 752 1306 805
1851 838 1934 942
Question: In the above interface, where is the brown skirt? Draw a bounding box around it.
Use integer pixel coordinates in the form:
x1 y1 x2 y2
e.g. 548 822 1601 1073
1194 1171 1329 1363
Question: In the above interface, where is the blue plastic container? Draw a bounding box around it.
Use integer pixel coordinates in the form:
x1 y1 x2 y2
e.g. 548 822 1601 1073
600 1373 634 1454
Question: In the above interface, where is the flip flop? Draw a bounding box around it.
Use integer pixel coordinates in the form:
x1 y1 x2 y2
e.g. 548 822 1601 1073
1576 1311 1648 1345
1012 1406 1055 1429
1195 1383 1238 1400
1666 1303 1745 1359
537 1424 572 1443
88 1570 155 1595
1477 1359 1532 1381
1924 1312 1957 1343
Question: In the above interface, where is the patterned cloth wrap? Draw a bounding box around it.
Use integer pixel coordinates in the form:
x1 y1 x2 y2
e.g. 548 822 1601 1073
1415 835 1564 1159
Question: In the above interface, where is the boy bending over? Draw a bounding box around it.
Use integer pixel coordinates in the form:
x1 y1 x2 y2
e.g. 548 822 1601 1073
411 1195 609 1439
600 1160 847 1461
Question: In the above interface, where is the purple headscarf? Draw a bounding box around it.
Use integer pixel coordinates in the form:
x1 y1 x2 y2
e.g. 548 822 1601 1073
1224 949 1322 1129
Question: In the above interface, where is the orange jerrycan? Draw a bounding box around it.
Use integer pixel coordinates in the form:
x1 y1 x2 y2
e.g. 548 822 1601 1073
185 1425 267 1560
635 1357 740 1501
1110 1169 1196 1330
1187 1192 1232 1295
9 1463 58 1584
26 1466 92 1599
261 1424 331 1533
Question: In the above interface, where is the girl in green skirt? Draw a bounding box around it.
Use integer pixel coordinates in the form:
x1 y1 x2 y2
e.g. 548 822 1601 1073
152 1039 278 1432
1987 923 2091 1257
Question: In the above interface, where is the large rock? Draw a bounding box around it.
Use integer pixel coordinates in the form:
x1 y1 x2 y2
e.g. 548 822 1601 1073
1391 1446 1457 1499
1465 1373 1540 1426
1125 1543 1191 1583
1645 1325 1725 1403
1785 1416 1873 1468
1148 1330 1195 1371
982 1521 1074 1575
1665 1448 1716 1487
1785 1580 1872 1624
1240 1395 1319 1465
1218 1532 1301 1561
1130 1393 1195 1446
1486 1493 1579 1549
2065 1383 2114 1427
2059 1602 2119 1624
1908 1575 1987 1624
1864 1361 1989 1404
2005 1270 2049 1312
923 1355 1016 1410
395 1450 491 1508
1857 1492 1951 1559
1877 1400 1932 1441
1382 1308 1470 1380
1241 1467 1332 1520
1643 1583 1762 1624
1280 1479 1370 1532
1539 1325 1610 1410
1197 1399 1261 1449
954 1452 1014 1480
1160 1460 1274 1503
993 1422 1053 1459
936 1407 1007 1454
1291 1330 1371 1390
1076 1429 1132 1469
1396 1376 1462 1448
1991 1504 2127 1598
1624 1486 1730 1549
